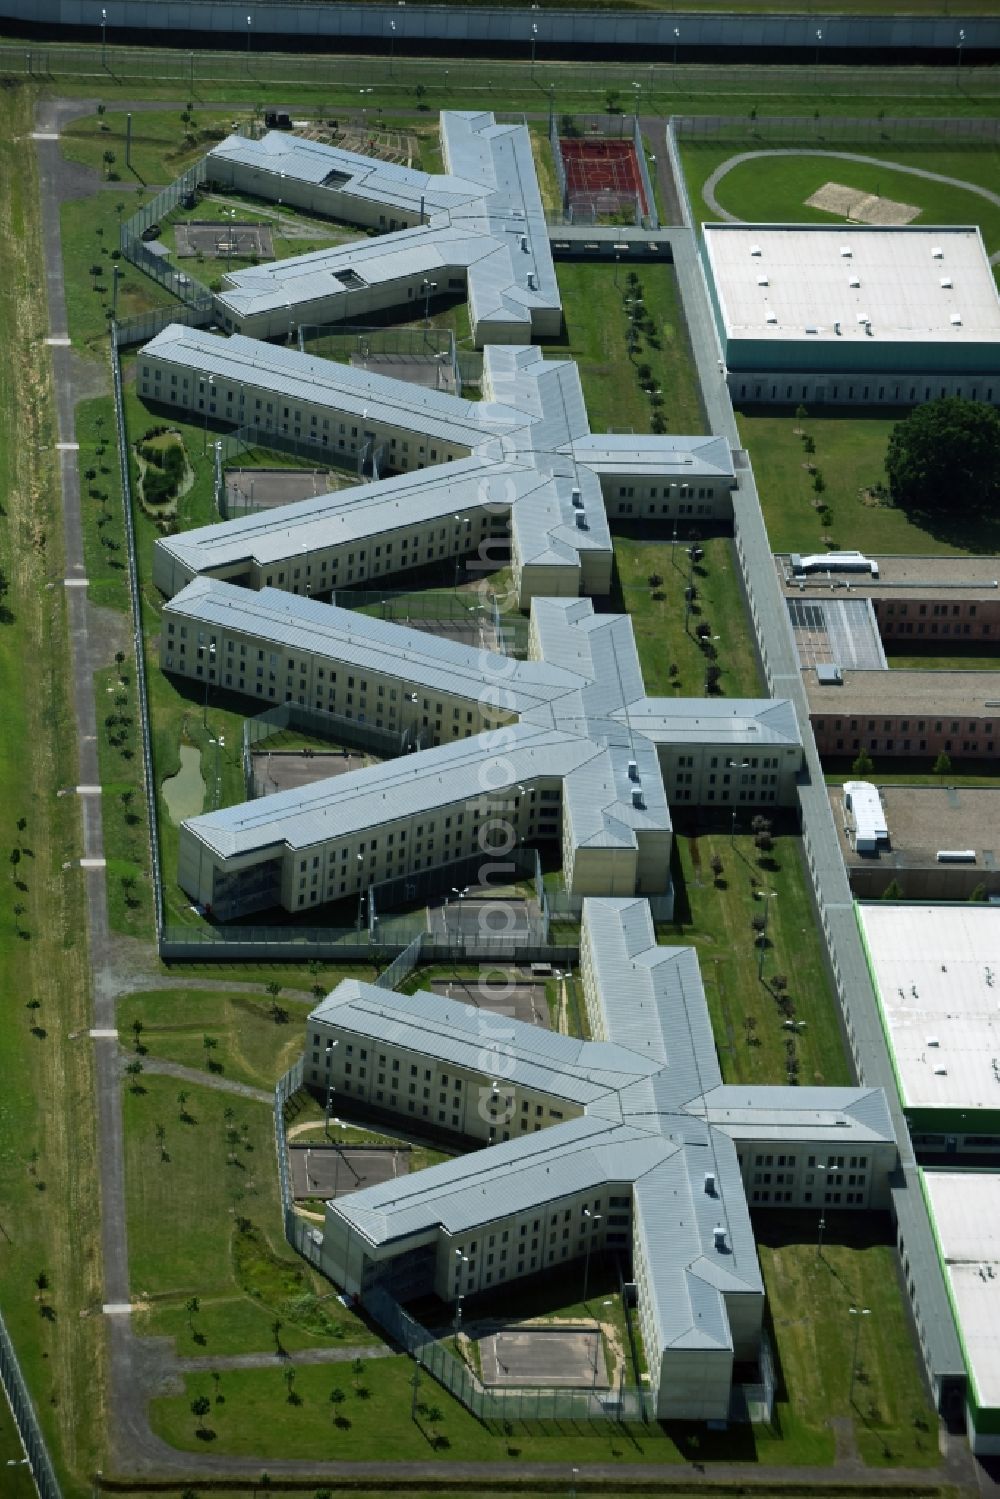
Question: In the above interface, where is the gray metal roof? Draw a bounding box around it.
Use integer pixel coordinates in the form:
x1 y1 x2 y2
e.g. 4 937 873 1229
209 113 560 336
565 433 736 483
622 697 802 750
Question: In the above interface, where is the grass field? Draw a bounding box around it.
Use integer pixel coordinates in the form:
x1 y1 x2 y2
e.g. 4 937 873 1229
681 141 1000 258
0 86 105 1499
663 829 850 1090
612 533 762 699
737 407 1000 557
553 261 705 436
125 1075 380 1356
59 107 241 185
60 191 176 353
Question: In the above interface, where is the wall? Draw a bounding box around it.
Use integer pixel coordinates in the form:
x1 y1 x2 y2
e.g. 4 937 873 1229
811 707 999 761
728 368 1000 408
874 596 1000 644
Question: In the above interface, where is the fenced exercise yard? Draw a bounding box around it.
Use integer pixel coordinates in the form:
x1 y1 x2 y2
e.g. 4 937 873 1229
174 220 275 259
478 1324 608 1389
289 1143 409 1200
560 137 649 221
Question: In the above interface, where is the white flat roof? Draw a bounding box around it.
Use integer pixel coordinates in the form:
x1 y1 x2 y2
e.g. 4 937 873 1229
704 225 1000 347
858 904 1000 1114
923 1170 1000 1411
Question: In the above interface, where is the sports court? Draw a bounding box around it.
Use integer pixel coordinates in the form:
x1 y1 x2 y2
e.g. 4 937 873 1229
559 137 648 219
250 748 381 798
224 467 346 515
428 974 550 1028
349 349 457 394
175 220 275 259
478 1324 609 1389
428 894 540 944
289 1143 409 1199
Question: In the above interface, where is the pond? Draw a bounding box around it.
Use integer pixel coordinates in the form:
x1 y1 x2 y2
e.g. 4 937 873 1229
161 743 205 825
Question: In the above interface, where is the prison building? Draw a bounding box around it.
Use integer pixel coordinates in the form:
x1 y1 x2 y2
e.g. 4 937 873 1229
167 587 801 919
564 433 737 523
144 327 740 607
206 112 561 346
309 898 896 1422
779 553 1000 646
704 225 1000 408
806 669 1000 761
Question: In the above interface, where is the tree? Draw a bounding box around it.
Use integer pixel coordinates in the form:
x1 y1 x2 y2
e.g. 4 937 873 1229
933 751 952 775
885 398 1000 518
710 854 724 885
852 748 874 776
881 878 904 900
969 883 988 903
190 1393 211 1433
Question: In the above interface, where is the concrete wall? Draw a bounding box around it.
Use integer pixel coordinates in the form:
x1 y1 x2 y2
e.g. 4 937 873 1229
728 368 1000 408
10 2 998 53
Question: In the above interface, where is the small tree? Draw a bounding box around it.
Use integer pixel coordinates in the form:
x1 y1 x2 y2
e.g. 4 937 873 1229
933 751 952 775
969 883 988 903
190 1393 211 1434
710 854 724 885
852 748 874 776
881 878 904 901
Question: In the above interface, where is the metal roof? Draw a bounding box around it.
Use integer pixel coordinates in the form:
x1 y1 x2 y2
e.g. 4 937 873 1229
209 113 560 336
621 697 802 749
565 433 736 482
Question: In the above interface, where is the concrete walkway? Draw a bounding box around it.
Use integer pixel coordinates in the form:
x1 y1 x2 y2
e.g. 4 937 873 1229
135 1053 273 1104
701 147 1000 263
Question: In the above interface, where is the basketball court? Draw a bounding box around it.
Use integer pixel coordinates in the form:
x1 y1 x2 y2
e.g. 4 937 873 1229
224 467 346 515
478 1324 608 1389
175 220 275 259
559 137 647 221
250 748 381 798
288 1143 409 1200
428 894 539 945
349 349 457 394
428 974 550 1028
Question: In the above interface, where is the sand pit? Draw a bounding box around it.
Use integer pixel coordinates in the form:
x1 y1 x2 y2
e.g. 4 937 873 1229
806 180 921 225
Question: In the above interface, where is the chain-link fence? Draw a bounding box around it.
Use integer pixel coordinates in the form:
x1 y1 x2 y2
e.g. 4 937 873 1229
242 699 412 796
299 323 461 396
375 932 424 991
111 323 164 942
674 112 1000 145
0 1313 61 1499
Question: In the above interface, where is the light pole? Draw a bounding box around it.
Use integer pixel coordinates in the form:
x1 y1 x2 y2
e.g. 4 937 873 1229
848 1306 871 1407
815 27 823 74
530 22 538 77
582 1207 601 1303
454 1248 468 1339
816 1164 828 1255
421 278 437 325
324 1039 338 1140
246 13 252 56
389 18 396 76
202 642 215 727
355 853 365 937
757 890 777 982
202 374 215 455
453 513 468 586
570 1466 579 1499
672 26 680 72
100 8 108 69
957 28 966 84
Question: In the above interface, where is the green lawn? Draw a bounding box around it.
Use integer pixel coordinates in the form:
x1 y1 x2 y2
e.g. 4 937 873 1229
552 262 705 436
756 1217 938 1469
76 396 130 612
125 1076 379 1356
59 107 242 185
825 762 1000 789
612 533 761 699
681 141 1000 258
887 650 1000 671
663 829 850 1090
737 407 1000 556
60 192 177 354
0 1394 34 1499
0 85 106 1498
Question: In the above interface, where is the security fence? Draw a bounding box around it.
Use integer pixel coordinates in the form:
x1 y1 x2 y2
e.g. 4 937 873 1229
111 322 164 943
119 155 216 308
673 112 1000 145
242 699 414 796
633 114 660 232
375 932 424 991
299 323 461 397
214 420 370 490
0 1312 62 1499
274 1055 304 1216
369 844 547 934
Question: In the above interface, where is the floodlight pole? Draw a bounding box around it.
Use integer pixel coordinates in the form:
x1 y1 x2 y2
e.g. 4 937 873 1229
956 28 966 85
100 8 107 69
757 890 777 982
582 1207 601 1303
848 1306 871 1407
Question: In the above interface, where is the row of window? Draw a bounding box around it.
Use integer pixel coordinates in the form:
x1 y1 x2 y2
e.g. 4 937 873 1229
739 381 996 404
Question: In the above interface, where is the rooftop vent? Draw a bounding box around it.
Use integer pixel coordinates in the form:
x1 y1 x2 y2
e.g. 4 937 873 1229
574 510 588 530
940 276 953 288
757 275 769 286
705 1172 716 1196
933 1065 948 1076
766 311 778 324
817 663 843 685
834 320 842 335
927 1036 940 1047
856 313 869 324
520 234 528 253
571 486 583 508
840 245 853 257
805 325 819 334
749 244 762 257
527 271 537 290
932 246 944 258
628 759 639 781
631 787 644 809
713 1225 727 1251
849 276 861 288
950 312 963 326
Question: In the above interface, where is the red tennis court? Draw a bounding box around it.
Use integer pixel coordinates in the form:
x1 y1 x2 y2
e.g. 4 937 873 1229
559 137 648 218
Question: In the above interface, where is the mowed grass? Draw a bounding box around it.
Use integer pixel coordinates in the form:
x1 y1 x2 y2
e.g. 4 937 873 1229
553 261 705 435
664 829 849 1089
60 191 176 353
681 141 1000 257
59 107 242 185
0 86 105 1496
737 407 1000 556
756 1218 938 1468
612 533 762 698
125 1076 378 1356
